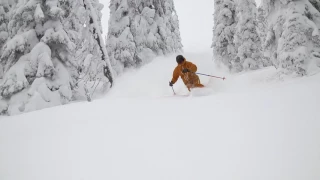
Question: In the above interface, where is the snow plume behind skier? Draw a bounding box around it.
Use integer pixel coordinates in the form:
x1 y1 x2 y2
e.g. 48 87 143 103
169 55 204 91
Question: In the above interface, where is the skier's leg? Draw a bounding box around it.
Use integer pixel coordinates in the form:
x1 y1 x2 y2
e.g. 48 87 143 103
195 83 204 88
194 77 204 88
186 84 192 91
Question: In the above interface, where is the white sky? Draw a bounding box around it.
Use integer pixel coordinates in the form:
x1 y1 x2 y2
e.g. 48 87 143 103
101 0 262 53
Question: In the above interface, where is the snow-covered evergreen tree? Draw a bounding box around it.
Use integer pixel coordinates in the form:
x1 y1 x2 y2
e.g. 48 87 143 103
212 0 237 72
257 7 267 45
106 0 183 75
0 0 10 78
257 6 272 67
309 0 320 12
234 0 262 71
0 0 114 115
262 0 320 75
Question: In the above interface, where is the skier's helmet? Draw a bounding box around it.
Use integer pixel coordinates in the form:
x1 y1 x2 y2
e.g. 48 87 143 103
176 55 185 64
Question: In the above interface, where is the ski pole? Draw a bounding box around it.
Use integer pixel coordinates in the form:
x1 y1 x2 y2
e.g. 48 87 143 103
169 81 176 95
171 86 176 95
195 73 226 80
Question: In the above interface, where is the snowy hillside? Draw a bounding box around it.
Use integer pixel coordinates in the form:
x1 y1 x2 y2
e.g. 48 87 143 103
1 52 320 180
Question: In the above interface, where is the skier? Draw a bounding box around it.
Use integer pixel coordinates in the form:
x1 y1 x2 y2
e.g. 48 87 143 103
169 55 204 91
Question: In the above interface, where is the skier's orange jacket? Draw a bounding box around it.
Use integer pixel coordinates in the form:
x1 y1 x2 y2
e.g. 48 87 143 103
171 60 203 87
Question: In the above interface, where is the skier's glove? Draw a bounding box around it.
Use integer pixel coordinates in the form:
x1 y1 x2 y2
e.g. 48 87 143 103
169 81 174 87
182 68 190 73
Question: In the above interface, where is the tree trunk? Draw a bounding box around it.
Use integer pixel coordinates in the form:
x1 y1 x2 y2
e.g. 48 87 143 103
83 0 114 87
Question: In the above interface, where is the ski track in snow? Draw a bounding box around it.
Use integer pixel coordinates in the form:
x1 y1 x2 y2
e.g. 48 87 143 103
1 52 320 180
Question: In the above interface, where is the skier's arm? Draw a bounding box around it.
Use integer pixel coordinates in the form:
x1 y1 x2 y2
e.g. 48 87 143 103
171 68 179 84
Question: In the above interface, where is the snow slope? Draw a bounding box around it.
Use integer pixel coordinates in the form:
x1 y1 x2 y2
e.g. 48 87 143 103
1 52 320 180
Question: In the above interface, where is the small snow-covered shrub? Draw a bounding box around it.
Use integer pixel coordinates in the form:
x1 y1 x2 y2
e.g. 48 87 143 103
0 99 8 115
